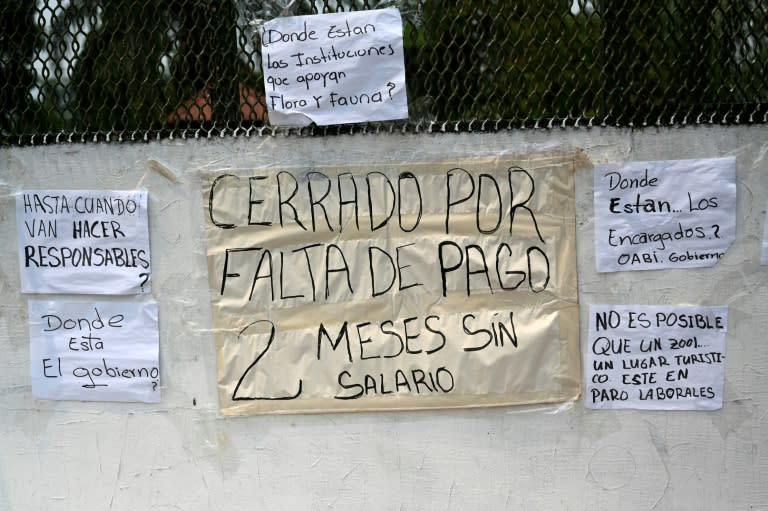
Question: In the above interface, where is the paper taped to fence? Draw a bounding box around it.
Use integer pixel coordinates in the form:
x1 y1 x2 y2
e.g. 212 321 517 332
202 154 585 415
261 8 408 126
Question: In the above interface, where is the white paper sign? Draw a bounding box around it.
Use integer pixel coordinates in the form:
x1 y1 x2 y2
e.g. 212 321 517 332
261 8 408 126
28 298 160 403
594 158 736 272
16 190 151 294
761 202 768 265
585 304 727 410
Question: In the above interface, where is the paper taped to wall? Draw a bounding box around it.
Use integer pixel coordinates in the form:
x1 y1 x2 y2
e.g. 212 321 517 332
585 304 727 410
593 157 736 272
762 201 768 265
201 153 585 415
28 298 160 403
15 189 151 294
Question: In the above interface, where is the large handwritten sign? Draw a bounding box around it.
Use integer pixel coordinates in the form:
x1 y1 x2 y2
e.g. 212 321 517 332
594 158 736 272
586 304 727 410
28 298 160 402
202 154 583 415
16 190 151 294
261 8 408 126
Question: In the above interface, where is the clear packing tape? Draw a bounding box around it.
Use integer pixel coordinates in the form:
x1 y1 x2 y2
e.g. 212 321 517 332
241 0 423 38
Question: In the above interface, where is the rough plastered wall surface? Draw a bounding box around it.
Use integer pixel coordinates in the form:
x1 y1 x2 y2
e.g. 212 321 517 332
0 125 767 511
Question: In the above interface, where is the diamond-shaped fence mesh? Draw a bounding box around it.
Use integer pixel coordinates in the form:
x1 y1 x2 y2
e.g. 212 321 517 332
2 0 767 145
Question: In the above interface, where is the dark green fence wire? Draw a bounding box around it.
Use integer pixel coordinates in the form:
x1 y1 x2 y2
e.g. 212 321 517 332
2 0 767 145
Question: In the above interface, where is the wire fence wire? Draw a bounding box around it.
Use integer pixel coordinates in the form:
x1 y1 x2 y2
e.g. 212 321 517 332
2 0 768 145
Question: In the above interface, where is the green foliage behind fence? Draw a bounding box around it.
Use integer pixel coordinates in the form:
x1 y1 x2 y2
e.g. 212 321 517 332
2 0 767 144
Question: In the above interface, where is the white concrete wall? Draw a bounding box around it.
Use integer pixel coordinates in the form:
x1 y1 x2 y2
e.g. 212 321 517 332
1 125 766 510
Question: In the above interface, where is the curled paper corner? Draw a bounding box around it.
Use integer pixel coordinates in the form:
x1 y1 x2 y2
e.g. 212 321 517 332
146 159 179 183
267 110 314 127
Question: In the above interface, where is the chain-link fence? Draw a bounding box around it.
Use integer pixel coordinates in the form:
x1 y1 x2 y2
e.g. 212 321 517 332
2 1 767 145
